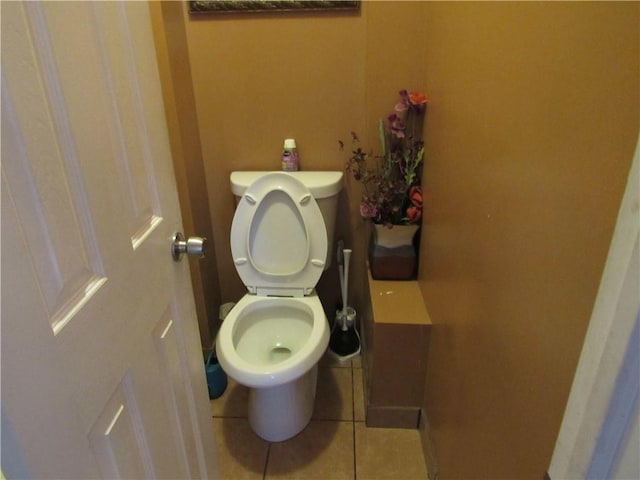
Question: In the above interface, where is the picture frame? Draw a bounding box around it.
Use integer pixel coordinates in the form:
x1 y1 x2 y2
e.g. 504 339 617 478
188 1 361 15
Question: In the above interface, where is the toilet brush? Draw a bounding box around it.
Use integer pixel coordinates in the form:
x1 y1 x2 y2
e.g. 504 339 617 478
329 245 360 358
336 240 345 312
341 249 351 327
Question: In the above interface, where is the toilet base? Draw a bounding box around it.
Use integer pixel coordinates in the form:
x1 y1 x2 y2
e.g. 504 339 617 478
248 365 318 442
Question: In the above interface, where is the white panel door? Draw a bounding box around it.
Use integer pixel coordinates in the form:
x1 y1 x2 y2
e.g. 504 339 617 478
1 2 216 478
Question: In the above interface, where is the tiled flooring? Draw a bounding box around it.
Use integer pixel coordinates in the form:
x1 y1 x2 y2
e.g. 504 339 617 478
209 353 429 480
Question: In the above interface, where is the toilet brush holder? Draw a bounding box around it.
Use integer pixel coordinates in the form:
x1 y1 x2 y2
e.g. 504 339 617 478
329 307 360 360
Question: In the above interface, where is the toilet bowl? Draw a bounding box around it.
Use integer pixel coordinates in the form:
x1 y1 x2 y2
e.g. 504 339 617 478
216 171 342 442
219 294 328 388
218 294 329 441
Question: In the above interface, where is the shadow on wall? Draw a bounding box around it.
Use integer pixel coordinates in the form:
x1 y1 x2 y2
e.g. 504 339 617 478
317 188 356 322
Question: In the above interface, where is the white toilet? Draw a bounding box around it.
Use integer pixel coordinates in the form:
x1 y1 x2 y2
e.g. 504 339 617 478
216 171 343 442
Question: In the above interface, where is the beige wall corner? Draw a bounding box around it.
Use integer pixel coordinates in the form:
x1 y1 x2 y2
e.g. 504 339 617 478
149 1 221 348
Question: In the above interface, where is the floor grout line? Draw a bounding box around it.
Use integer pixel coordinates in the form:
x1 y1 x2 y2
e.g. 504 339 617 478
211 353 429 480
216 356 364 480
262 442 271 480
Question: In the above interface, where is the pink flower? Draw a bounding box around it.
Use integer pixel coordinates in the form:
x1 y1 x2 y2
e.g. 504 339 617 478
408 91 428 106
394 102 408 113
387 113 405 139
341 88 429 226
397 90 429 110
360 202 379 219
409 185 423 208
406 206 422 223
406 186 423 223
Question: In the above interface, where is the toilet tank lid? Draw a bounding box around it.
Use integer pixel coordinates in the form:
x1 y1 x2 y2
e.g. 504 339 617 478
231 171 343 199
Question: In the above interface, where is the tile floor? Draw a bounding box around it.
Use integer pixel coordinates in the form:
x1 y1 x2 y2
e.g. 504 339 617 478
209 353 429 480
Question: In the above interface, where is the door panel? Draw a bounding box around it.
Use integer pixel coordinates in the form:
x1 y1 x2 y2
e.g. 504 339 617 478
1 2 215 478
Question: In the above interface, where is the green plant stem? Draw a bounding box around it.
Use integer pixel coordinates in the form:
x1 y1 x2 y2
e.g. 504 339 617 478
378 118 387 158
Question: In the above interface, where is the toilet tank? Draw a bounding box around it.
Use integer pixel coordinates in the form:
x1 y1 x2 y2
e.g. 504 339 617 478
230 171 343 269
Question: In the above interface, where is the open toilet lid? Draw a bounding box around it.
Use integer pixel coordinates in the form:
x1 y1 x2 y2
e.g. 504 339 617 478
230 172 328 296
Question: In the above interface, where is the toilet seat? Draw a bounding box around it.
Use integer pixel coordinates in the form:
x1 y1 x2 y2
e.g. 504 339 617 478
217 293 328 388
230 172 328 296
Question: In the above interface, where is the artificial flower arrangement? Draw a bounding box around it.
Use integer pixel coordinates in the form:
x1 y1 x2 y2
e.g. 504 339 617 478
343 89 428 228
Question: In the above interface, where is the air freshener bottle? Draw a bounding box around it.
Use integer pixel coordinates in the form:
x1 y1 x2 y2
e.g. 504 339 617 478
281 138 299 171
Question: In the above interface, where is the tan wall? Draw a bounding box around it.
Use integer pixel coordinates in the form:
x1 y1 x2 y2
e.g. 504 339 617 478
150 2 221 348
182 2 427 317
155 1 638 478
185 3 364 314
418 3 639 478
